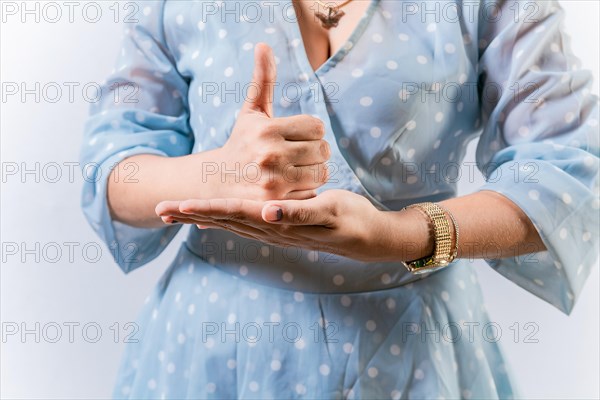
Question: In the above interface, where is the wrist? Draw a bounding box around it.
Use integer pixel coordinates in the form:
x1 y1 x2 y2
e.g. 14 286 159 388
178 148 227 199
397 207 435 261
375 208 434 262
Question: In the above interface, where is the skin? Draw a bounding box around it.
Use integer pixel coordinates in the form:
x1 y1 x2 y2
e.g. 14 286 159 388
110 0 547 263
108 44 330 228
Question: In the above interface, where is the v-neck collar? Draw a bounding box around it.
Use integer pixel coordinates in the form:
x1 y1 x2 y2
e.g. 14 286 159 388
284 0 381 76
278 0 387 212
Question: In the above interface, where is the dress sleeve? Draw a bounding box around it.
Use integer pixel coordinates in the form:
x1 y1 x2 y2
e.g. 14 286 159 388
474 0 599 314
79 0 193 274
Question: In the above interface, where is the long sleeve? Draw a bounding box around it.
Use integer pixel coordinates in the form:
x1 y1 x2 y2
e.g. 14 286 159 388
79 0 193 273
474 0 599 314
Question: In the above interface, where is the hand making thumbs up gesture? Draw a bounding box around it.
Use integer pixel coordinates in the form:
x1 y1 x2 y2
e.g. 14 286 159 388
219 43 331 201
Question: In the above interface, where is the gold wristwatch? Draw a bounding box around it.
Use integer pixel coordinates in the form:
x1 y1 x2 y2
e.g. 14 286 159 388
400 202 459 275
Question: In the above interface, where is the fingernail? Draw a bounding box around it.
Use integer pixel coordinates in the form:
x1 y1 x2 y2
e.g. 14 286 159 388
265 205 283 222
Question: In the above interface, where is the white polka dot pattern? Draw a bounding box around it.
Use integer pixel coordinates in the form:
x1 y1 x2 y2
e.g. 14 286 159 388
79 1 599 399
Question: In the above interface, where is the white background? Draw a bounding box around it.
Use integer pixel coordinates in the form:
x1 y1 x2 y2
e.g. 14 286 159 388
1 1 599 399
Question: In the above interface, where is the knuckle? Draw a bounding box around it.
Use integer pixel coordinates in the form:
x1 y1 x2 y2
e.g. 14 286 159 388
313 118 325 137
258 123 279 138
293 207 314 224
328 202 339 219
178 202 193 214
259 176 279 192
320 140 331 160
256 148 281 167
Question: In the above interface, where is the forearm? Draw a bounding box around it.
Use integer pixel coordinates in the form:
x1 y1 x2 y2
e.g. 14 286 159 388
107 150 223 228
388 190 546 262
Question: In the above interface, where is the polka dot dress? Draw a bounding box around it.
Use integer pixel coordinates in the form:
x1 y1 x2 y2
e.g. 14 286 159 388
80 0 599 398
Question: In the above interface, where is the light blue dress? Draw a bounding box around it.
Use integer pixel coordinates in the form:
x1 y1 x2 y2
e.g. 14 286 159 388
80 1 599 398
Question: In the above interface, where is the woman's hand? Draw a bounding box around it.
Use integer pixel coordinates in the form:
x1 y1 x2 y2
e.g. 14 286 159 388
208 43 330 201
105 44 329 229
156 189 428 262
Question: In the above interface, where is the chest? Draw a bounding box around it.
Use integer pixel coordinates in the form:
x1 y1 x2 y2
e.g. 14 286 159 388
164 0 483 205
292 0 373 73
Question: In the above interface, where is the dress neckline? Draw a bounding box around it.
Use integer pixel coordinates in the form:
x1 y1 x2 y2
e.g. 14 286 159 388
284 0 380 76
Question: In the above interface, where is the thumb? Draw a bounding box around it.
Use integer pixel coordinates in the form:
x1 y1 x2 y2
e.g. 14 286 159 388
242 42 277 118
262 198 332 226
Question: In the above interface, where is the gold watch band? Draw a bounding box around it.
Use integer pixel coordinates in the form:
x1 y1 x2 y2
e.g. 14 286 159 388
402 202 456 274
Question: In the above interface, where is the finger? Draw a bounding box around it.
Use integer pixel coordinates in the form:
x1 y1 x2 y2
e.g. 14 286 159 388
261 197 335 226
283 139 331 166
192 220 264 244
155 200 183 217
161 207 332 250
160 208 272 242
159 214 196 225
282 189 317 200
171 209 319 243
269 115 326 141
278 164 329 190
216 227 265 242
186 214 281 244
169 210 271 236
179 198 264 223
241 42 277 118
158 202 226 224
162 212 334 254
195 222 222 229
166 202 268 236
202 220 269 242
